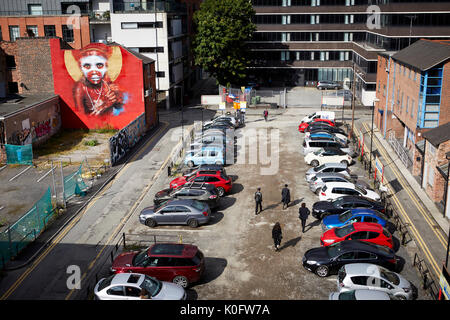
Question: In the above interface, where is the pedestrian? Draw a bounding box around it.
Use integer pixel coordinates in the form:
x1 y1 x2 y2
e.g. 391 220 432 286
263 109 268 121
298 202 310 233
281 184 291 210
272 222 283 251
255 187 263 215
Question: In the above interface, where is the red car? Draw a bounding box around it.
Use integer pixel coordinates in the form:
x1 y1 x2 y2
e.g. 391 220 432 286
320 222 394 249
170 170 232 196
299 118 335 133
111 243 205 288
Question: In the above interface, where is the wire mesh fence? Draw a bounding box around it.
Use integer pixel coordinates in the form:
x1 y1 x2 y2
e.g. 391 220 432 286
4 144 33 165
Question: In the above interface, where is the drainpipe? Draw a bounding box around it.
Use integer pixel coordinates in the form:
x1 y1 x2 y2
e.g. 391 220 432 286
383 56 391 138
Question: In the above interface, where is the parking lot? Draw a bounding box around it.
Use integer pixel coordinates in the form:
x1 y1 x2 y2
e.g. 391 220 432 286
110 106 432 300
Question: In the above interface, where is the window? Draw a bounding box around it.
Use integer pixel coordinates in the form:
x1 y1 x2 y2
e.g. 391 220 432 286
6 55 16 69
28 4 43 15
139 47 164 53
107 286 124 296
121 22 163 29
44 25 56 37
351 276 368 286
9 26 20 41
125 286 141 297
156 71 165 78
427 163 435 186
8 82 18 93
26 25 38 37
367 232 380 239
355 251 374 260
62 25 74 42
0 26 2 41
406 96 409 114
348 231 368 240
411 100 415 118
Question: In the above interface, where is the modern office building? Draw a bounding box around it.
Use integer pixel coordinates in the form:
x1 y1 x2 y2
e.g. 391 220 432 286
248 0 450 106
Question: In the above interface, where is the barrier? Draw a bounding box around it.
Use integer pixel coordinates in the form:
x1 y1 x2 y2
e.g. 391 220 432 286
5 144 33 165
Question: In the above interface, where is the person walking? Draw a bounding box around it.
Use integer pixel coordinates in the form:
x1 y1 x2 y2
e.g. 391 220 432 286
263 109 268 121
298 202 310 233
255 187 263 215
272 222 283 251
281 184 291 210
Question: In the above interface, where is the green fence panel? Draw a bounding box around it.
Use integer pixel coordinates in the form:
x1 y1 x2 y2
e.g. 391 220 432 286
63 164 88 200
5 144 33 165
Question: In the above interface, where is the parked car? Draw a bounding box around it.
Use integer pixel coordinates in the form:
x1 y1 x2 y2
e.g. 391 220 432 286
205 117 238 128
139 199 211 228
94 272 186 300
299 118 335 133
211 115 238 127
302 240 399 277
329 289 391 300
306 124 346 135
203 122 235 131
181 164 226 178
337 263 417 300
184 146 225 167
319 182 381 202
305 163 351 183
320 222 394 249
309 173 371 194
321 208 389 231
317 80 341 90
304 148 353 167
110 243 205 288
300 111 335 124
170 170 232 196
153 183 220 209
308 132 349 145
303 137 356 157
336 89 353 101
312 196 386 220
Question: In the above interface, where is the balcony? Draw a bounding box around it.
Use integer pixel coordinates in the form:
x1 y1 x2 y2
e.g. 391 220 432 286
112 1 187 14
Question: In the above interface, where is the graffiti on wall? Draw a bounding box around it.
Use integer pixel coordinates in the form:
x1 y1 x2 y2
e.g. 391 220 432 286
8 116 60 146
110 114 146 166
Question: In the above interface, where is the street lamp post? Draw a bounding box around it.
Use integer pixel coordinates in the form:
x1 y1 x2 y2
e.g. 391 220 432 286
369 98 380 176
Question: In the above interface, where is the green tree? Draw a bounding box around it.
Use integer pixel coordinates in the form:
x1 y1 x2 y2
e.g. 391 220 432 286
193 0 256 87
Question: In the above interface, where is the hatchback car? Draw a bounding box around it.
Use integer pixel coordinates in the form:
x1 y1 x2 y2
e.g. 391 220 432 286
317 80 341 90
309 173 370 194
139 199 211 228
184 146 225 167
111 243 205 288
319 182 381 202
329 289 391 300
312 196 386 220
320 222 394 249
305 163 351 182
170 170 232 196
306 124 346 135
337 263 417 300
181 165 226 178
302 240 399 277
153 183 220 209
304 148 353 167
299 118 335 133
94 272 186 300
308 132 348 145
321 208 389 231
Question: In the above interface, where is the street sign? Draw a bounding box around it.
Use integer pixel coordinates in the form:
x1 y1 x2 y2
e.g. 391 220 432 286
219 102 226 110
240 101 247 109
375 156 384 183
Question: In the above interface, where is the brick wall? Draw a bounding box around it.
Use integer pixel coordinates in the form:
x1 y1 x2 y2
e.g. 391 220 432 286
439 61 450 126
424 140 450 203
0 41 20 94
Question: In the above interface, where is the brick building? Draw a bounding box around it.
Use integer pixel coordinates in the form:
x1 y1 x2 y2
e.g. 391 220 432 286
375 40 450 178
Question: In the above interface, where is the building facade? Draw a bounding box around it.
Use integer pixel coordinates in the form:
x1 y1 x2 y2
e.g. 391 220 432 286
248 0 450 106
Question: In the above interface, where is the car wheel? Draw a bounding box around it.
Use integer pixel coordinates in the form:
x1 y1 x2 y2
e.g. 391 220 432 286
173 275 189 288
188 218 199 228
311 160 319 167
145 218 156 228
315 265 329 277
216 187 225 197
396 295 407 300
187 161 195 167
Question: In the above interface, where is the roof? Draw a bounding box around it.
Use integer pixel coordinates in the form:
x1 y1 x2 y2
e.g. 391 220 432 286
344 263 383 276
0 94 59 119
108 42 155 64
392 39 450 71
421 122 450 147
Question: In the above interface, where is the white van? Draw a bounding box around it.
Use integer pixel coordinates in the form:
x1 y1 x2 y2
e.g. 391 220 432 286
301 111 335 123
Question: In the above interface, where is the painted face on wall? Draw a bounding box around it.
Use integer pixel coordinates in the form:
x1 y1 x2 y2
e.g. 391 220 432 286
80 55 108 85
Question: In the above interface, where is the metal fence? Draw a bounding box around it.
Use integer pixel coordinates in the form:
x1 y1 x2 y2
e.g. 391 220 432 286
388 131 413 169
4 144 33 165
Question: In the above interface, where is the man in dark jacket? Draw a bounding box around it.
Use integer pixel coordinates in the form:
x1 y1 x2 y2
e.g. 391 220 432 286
255 187 263 215
281 184 291 210
298 202 310 233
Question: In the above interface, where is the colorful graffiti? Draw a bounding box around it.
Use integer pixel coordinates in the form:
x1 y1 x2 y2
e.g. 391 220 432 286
8 116 60 146
50 40 146 130
109 113 146 166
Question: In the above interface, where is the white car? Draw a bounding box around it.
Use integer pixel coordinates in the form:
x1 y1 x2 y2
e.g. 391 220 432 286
319 181 381 201
305 131 349 144
329 289 391 300
337 263 417 300
94 273 186 300
304 148 352 167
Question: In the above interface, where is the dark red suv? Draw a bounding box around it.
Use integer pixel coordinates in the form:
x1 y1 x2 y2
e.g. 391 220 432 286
169 170 232 197
111 243 205 288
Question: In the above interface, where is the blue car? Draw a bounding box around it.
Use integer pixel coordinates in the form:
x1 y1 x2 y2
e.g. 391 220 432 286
184 146 225 167
310 133 347 144
321 208 389 231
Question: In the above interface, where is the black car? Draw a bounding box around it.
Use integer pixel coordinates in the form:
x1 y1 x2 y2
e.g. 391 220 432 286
302 240 399 277
153 183 220 209
307 124 346 135
312 196 386 220
203 122 234 131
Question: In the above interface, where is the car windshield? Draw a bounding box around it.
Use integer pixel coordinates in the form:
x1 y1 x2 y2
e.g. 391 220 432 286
140 275 162 296
355 186 367 195
338 290 356 300
132 249 148 267
311 176 318 182
380 269 400 285
326 242 343 258
97 275 115 291
314 164 325 172
313 149 324 155
332 197 344 207
335 224 355 237
338 210 353 222
191 200 205 211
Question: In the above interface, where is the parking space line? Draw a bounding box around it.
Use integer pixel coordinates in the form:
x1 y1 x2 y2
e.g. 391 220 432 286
8 165 32 182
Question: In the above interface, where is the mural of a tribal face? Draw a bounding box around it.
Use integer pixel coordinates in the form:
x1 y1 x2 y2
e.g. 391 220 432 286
80 55 108 85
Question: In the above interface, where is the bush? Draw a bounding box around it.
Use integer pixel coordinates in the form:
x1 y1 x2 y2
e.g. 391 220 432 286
84 139 99 147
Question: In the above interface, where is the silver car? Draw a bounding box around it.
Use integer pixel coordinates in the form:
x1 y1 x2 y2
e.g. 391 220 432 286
139 199 211 228
94 273 186 300
305 163 350 183
309 173 371 194
329 289 391 300
337 263 417 300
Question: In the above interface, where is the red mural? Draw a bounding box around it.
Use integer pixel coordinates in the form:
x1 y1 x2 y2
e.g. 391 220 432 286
50 39 145 130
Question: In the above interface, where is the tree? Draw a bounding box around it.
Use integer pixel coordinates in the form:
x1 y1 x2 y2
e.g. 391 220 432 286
193 0 256 87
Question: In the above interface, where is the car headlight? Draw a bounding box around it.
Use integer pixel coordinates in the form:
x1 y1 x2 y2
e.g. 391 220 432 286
402 287 411 293
307 260 317 265
322 239 335 244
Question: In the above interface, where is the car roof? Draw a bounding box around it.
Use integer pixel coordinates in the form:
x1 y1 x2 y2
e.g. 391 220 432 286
324 181 356 188
321 162 348 169
315 172 349 179
343 263 383 277
351 222 384 233
181 182 215 191
353 290 391 300
338 195 377 203
337 240 393 255
162 199 198 206
110 273 144 287
348 208 383 216
148 243 198 258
